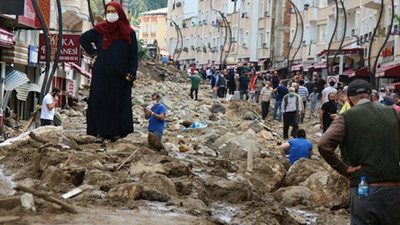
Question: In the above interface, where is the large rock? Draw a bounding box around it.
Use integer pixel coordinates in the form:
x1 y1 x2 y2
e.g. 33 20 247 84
300 171 350 209
201 175 252 203
0 126 63 150
238 158 286 193
140 173 177 202
210 102 226 114
274 186 312 207
282 158 329 187
161 98 174 110
132 97 145 106
129 161 167 177
212 129 259 160
249 120 264 133
243 111 258 120
256 130 274 141
107 183 143 201
198 130 220 147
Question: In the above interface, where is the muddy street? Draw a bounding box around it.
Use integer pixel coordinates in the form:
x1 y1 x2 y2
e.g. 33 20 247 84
0 61 352 225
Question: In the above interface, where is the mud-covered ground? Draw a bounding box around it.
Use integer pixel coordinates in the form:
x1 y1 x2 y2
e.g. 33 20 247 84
0 62 350 225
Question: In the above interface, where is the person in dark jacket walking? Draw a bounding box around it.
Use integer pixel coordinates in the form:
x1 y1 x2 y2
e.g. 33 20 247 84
80 1 138 143
226 69 236 95
216 71 227 98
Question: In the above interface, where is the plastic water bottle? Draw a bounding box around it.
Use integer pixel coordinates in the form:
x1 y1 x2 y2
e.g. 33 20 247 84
358 176 368 197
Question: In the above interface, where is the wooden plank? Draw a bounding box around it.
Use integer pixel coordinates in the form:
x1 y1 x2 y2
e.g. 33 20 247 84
0 216 21 223
14 185 78 214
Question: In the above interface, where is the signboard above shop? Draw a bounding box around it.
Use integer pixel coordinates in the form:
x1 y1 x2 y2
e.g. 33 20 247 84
39 34 80 64
0 0 25 15
18 0 37 28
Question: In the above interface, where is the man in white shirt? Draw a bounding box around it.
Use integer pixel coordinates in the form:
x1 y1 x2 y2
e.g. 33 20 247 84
40 88 60 126
322 80 337 103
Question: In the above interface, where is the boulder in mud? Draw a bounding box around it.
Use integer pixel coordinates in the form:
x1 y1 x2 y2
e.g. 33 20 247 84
300 171 349 209
202 175 252 203
282 158 329 187
210 102 226 114
129 161 167 177
274 186 312 207
213 129 259 160
249 120 264 133
107 183 143 201
140 173 177 202
238 157 286 193
243 111 258 120
148 132 164 151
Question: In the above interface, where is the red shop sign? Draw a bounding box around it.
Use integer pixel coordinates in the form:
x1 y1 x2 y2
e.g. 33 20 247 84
17 0 37 28
39 34 80 63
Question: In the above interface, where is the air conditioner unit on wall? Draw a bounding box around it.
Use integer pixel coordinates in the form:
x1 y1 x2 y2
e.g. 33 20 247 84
242 43 247 48
265 11 270 17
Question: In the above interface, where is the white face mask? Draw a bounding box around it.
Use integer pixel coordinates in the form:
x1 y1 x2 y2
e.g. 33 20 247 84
151 100 158 105
106 13 119 23
381 93 386 98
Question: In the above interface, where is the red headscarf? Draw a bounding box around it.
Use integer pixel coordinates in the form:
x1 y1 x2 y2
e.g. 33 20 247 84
94 1 133 50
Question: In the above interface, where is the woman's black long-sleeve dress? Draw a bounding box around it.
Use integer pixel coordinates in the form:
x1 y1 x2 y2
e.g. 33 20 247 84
79 29 138 138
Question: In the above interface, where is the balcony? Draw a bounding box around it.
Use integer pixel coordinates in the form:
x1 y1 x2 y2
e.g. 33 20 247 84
61 0 89 29
363 0 381 9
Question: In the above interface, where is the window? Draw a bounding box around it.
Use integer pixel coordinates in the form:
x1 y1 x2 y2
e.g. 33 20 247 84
265 30 270 48
246 2 250 14
317 24 327 44
239 29 243 46
258 29 264 48
259 0 265 18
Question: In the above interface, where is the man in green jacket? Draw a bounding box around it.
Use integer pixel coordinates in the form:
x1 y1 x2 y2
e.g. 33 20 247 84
318 79 400 225
190 71 201 100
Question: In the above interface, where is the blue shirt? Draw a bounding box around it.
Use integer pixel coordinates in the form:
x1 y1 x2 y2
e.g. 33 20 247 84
381 97 395 106
288 138 313 164
148 103 167 132
276 86 289 101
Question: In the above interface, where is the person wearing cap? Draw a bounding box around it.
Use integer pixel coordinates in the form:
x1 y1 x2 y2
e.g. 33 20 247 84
380 87 395 106
318 79 400 225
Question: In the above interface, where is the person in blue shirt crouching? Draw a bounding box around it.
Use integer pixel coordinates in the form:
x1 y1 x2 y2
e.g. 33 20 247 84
144 93 167 141
279 129 314 165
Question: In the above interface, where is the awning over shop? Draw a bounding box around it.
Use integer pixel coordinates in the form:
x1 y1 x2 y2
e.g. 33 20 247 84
317 48 364 57
314 62 326 69
258 59 267 66
349 67 369 78
386 82 400 91
0 27 14 48
342 69 355 76
376 64 400 78
303 65 314 72
291 64 303 71
70 62 92 78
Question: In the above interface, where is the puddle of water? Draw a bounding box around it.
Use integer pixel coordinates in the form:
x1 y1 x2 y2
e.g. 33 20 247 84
0 166 16 196
210 202 237 223
287 207 318 225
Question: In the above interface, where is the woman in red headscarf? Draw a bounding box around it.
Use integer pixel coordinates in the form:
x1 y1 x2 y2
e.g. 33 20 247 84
80 2 138 143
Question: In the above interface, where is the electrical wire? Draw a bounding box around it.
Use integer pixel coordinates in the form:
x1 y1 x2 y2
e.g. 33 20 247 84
372 0 394 89
32 0 51 104
291 2 304 75
287 0 299 76
87 0 95 27
326 0 339 77
368 0 384 89
45 0 63 94
331 0 347 76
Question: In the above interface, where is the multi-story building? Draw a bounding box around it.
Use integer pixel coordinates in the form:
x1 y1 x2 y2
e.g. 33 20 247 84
290 0 400 87
138 7 168 52
167 0 400 88
167 0 291 71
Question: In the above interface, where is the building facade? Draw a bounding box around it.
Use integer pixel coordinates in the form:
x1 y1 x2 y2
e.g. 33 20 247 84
167 0 400 88
138 7 168 52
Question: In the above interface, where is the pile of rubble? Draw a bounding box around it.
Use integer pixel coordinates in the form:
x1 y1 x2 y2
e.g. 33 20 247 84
0 61 351 224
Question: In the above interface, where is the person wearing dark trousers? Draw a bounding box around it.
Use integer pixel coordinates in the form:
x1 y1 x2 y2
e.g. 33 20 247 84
216 72 227 98
190 71 201 100
260 81 273 120
226 69 236 95
281 87 303 139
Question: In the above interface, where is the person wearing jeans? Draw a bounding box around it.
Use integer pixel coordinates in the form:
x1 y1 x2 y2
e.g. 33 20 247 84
272 81 288 121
